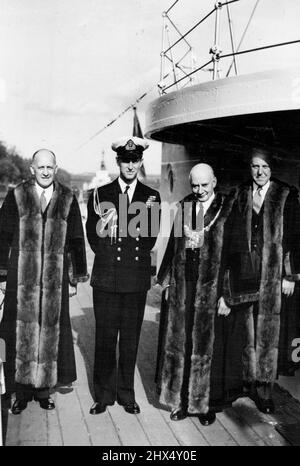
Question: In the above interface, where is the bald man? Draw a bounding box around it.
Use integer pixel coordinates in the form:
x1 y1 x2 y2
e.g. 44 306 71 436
0 149 88 414
155 163 245 426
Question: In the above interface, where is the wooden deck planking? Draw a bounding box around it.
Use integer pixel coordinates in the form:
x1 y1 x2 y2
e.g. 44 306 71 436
46 405 64 446
134 371 179 446
217 407 267 446
54 386 91 446
159 409 210 446
72 344 121 446
6 399 48 446
231 398 289 446
106 404 151 446
190 415 239 446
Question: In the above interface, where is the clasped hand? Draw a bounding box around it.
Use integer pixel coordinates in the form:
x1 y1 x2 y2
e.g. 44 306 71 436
282 278 295 297
217 296 231 316
69 285 77 298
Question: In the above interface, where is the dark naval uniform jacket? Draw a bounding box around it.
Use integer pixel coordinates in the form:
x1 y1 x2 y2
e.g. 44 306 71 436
86 178 161 292
86 177 161 405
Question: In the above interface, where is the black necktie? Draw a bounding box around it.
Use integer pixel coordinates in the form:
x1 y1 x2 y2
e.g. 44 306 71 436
124 185 130 204
192 201 197 230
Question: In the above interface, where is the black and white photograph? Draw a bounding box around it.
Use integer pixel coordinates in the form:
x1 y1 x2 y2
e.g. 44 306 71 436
1 0 300 451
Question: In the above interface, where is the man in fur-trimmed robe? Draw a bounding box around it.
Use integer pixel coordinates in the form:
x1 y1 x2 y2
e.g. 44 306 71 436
0 149 88 414
219 147 300 414
156 163 244 427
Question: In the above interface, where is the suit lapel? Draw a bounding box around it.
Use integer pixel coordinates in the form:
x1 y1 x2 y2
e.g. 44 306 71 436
109 178 122 210
131 180 144 204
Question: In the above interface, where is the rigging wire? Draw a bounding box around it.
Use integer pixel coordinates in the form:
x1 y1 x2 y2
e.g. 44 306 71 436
166 14 192 51
75 71 171 151
75 91 147 151
166 0 179 15
226 0 260 77
164 7 215 55
226 3 238 75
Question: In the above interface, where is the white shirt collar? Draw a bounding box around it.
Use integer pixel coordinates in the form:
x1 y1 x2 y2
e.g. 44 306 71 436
118 177 137 202
252 180 270 199
35 182 54 204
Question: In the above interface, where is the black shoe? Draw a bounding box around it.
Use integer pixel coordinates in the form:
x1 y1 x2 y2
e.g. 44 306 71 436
37 397 55 410
253 393 275 414
123 401 140 414
11 399 28 415
89 402 108 415
170 407 187 421
198 411 216 426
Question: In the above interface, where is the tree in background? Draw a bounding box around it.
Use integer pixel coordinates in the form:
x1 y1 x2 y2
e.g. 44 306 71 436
0 143 29 185
0 141 71 187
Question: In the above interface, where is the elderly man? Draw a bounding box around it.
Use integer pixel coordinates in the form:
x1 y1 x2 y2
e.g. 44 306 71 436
86 136 161 415
155 163 244 426
0 149 88 414
219 147 300 414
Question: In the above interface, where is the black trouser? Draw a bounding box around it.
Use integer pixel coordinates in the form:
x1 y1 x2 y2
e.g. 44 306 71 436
92 289 147 405
243 301 273 399
15 383 50 401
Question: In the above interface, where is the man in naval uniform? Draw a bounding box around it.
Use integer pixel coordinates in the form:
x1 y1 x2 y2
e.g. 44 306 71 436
86 136 161 415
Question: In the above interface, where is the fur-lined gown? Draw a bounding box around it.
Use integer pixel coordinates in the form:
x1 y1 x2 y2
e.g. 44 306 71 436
155 191 245 414
0 179 89 393
223 178 300 383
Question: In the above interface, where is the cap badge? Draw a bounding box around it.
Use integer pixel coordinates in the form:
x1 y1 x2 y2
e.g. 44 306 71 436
125 139 136 151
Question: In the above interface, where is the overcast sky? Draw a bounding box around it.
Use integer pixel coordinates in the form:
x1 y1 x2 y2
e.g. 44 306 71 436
0 0 299 175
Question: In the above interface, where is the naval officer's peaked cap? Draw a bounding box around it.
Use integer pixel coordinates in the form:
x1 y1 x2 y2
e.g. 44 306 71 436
112 136 149 160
